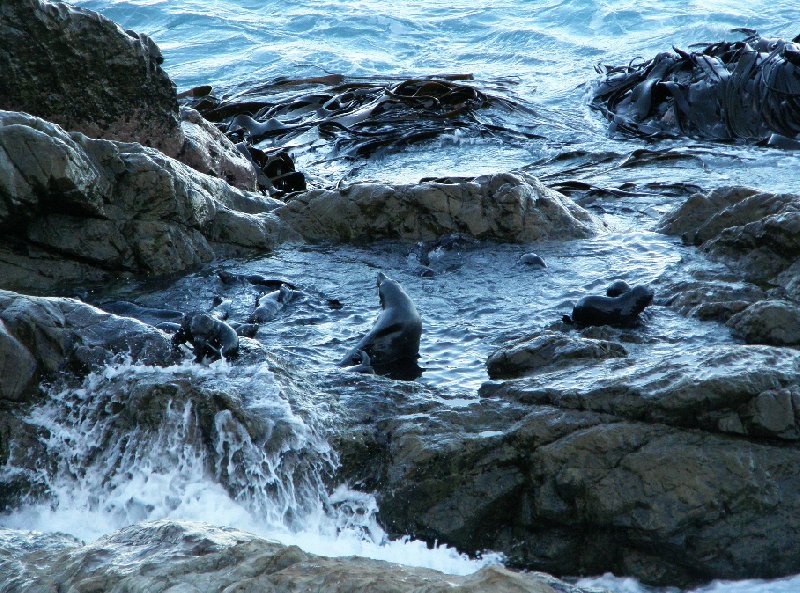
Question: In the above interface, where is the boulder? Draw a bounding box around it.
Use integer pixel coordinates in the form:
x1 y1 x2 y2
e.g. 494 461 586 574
0 290 174 403
0 521 598 593
0 0 258 189
727 299 800 346
277 172 604 243
486 330 627 379
0 111 292 293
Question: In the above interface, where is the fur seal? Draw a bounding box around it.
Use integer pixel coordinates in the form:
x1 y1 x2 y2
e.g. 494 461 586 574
520 253 547 268
605 279 631 298
569 284 654 328
251 285 293 323
216 269 297 291
173 312 239 361
339 272 422 378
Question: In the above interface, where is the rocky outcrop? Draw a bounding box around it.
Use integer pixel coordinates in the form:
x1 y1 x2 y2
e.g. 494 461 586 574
658 186 800 339
0 521 598 593
277 172 604 243
486 330 627 379
335 341 800 587
0 290 173 403
0 0 258 189
0 111 293 293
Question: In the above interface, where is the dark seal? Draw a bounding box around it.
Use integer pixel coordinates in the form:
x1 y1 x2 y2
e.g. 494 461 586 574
339 272 422 379
173 312 239 361
605 279 631 298
570 284 654 328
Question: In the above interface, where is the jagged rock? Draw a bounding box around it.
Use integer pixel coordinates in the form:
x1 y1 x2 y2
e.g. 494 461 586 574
0 0 258 189
0 111 292 293
336 342 800 587
486 331 627 379
0 290 173 402
727 299 800 346
0 521 597 593
277 172 604 243
658 187 800 325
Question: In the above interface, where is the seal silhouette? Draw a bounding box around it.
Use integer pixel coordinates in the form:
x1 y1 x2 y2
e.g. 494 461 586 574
569 284 654 328
340 272 422 378
173 312 239 361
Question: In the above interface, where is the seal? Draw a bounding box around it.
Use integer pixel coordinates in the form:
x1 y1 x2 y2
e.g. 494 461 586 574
520 253 547 268
605 279 631 298
251 285 293 323
339 272 422 378
569 284 654 328
173 312 239 361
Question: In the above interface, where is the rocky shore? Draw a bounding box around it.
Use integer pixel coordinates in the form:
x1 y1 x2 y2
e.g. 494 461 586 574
2 1 800 592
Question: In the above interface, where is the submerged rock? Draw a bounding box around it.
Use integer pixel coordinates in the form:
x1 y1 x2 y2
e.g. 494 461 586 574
277 172 604 243
0 521 597 593
0 0 259 189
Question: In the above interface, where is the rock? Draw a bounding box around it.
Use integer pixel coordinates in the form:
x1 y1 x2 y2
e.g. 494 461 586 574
0 521 596 593
0 111 292 293
0 320 36 401
658 187 800 327
0 290 174 402
0 0 259 189
727 299 800 345
179 106 259 190
335 342 800 587
486 331 627 379
277 172 604 243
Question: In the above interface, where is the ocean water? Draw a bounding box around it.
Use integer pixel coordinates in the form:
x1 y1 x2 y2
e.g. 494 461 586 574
3 1 799 591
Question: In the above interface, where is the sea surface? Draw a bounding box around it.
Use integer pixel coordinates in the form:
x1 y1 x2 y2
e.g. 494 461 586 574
3 1 800 592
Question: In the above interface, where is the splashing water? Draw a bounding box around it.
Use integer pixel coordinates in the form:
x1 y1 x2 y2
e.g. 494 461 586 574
0 357 498 575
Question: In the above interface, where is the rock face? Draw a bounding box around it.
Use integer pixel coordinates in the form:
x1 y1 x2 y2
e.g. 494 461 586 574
0 0 258 189
0 521 599 593
0 111 292 293
0 290 173 403
278 172 604 243
336 341 800 587
658 186 800 341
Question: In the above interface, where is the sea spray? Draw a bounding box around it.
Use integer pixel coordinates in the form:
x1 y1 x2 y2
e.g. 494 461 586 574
0 357 500 575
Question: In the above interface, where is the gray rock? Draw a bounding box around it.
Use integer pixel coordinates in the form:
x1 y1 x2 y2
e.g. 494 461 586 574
0 320 36 401
0 111 291 293
0 521 595 593
727 299 800 345
486 330 627 379
0 0 259 189
277 172 604 243
335 341 800 587
0 290 173 402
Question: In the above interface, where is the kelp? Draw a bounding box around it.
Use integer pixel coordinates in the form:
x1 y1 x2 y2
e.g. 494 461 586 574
180 74 542 193
591 31 800 142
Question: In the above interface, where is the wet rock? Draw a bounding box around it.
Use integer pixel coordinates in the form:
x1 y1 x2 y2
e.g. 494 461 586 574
658 187 800 324
727 299 800 345
277 172 604 243
0 290 173 402
486 331 627 379
0 0 259 189
0 111 292 293
0 521 596 593
0 321 36 402
336 342 800 587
